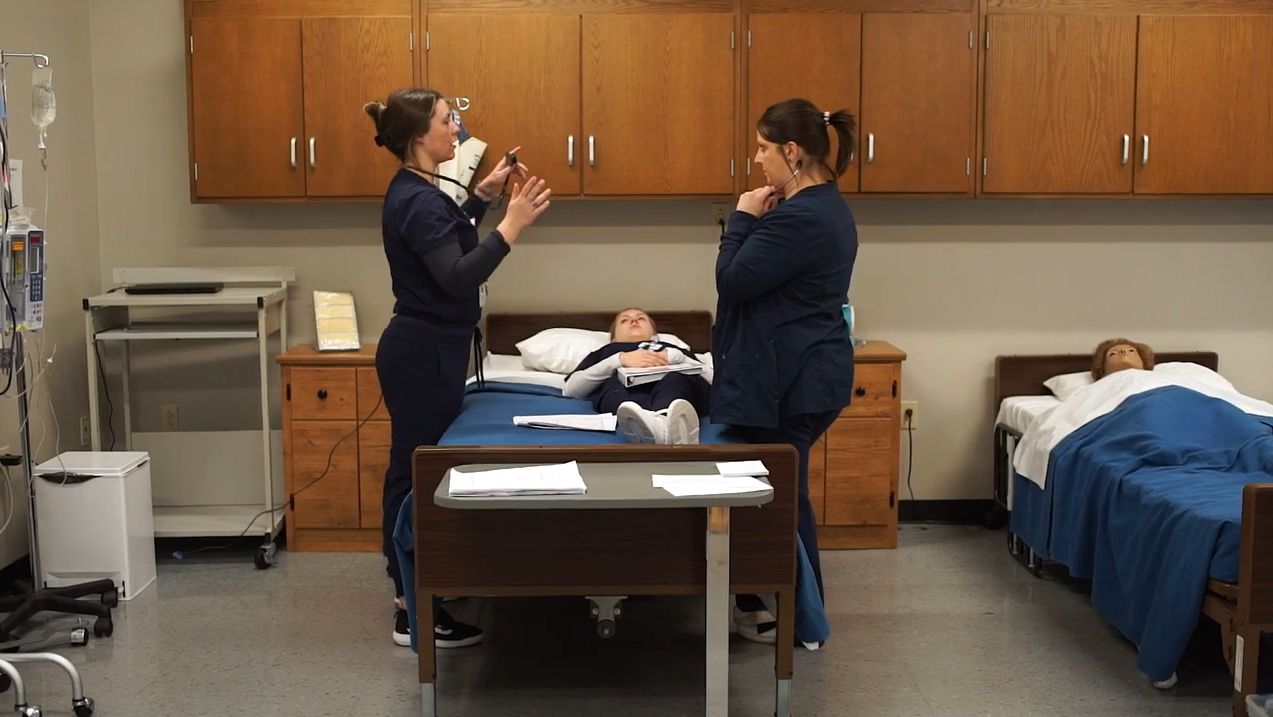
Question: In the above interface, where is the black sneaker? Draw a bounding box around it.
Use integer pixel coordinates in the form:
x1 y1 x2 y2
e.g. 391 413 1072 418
393 608 411 647
434 609 483 649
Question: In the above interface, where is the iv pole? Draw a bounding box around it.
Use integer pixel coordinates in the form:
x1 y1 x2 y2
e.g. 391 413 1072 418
0 48 101 717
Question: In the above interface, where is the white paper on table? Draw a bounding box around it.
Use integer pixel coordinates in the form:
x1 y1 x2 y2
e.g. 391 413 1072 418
651 474 771 497
715 460 769 477
448 461 587 497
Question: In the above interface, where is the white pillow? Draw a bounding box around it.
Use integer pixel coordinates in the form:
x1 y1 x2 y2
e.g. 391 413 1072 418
515 328 609 374
1043 371 1094 400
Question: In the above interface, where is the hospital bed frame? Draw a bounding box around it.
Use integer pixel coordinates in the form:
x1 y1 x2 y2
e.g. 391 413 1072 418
993 352 1271 717
410 311 800 715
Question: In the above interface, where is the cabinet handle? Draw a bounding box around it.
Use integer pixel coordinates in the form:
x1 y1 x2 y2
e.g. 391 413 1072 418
309 137 316 169
855 386 866 397
588 135 596 167
317 389 328 400
290 137 298 169
867 132 875 164
1121 134 1130 166
568 135 575 167
1141 135 1150 167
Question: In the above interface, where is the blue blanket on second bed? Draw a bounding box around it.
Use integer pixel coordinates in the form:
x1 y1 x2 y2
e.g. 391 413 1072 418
1042 385 1273 681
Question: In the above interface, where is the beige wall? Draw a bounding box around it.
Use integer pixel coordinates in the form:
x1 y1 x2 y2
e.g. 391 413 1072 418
86 0 1273 504
0 0 102 566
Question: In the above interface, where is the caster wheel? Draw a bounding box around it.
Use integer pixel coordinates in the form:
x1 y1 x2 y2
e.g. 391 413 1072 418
0 672 10 693
255 545 276 570
101 588 119 608
73 697 95 716
70 627 90 647
17 705 41 717
93 616 113 638
597 619 616 639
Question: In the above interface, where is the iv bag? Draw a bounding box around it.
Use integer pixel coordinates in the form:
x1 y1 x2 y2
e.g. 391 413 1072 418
31 68 55 149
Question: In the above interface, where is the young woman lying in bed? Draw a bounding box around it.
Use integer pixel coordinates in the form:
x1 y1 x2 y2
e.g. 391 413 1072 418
474 309 713 444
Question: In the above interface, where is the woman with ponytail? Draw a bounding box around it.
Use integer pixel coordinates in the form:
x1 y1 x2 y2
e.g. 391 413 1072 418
712 98 859 645
364 88 552 650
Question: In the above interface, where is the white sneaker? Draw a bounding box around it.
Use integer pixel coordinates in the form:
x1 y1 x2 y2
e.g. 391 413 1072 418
617 401 667 444
665 399 700 445
733 606 777 644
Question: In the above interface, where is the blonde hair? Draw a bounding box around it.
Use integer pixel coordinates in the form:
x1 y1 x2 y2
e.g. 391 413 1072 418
1091 338 1155 379
610 308 656 339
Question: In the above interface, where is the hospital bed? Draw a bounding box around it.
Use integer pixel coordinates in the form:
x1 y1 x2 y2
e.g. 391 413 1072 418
992 352 1272 716
404 311 817 715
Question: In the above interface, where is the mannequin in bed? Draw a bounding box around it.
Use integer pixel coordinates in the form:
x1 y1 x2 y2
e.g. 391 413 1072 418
564 308 713 444
1092 338 1156 380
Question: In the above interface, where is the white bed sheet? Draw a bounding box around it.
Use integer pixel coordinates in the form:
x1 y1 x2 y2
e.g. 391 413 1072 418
467 353 566 389
995 396 1061 435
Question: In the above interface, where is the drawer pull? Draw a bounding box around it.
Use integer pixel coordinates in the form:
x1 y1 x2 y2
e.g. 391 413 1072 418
855 386 866 397
317 389 328 400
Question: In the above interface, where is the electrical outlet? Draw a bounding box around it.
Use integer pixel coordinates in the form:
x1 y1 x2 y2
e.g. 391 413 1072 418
712 204 729 228
161 404 180 431
79 416 91 447
901 401 918 430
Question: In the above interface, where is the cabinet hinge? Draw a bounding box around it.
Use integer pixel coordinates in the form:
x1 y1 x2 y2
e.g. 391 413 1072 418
890 490 896 508
189 36 194 55
286 383 291 401
193 163 198 182
730 158 735 177
409 32 414 51
892 380 897 398
730 30 735 50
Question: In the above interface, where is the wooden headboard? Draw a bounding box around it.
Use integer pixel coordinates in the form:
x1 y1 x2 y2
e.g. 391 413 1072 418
994 351 1219 407
484 311 714 356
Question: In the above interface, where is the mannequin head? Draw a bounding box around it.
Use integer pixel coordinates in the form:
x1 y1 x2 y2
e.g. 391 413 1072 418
1091 338 1155 379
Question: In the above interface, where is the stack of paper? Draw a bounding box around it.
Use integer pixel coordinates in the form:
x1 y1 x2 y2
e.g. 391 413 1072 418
716 460 769 477
448 461 587 497
513 414 617 432
652 474 771 497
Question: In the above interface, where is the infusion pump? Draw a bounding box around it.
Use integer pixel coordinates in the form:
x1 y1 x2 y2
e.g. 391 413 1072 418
2 225 45 333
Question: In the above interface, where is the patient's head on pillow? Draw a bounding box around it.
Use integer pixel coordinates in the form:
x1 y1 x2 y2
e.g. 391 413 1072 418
611 308 656 343
1091 338 1154 379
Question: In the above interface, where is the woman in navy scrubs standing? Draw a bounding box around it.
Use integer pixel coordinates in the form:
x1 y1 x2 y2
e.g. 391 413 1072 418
713 98 858 643
364 88 551 648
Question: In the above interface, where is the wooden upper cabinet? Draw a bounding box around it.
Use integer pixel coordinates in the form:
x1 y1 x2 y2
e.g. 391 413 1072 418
746 13 860 193
860 13 975 194
189 18 305 199
1135 15 1273 195
982 14 1137 194
582 14 735 195
302 17 414 197
427 14 582 196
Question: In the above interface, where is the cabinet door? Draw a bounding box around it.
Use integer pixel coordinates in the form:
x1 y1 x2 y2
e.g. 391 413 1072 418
824 418 896 529
291 421 360 529
982 14 1136 194
358 421 391 530
583 14 735 195
1135 15 1273 194
302 17 414 197
189 18 304 198
427 14 582 196
861 13 974 193
746 13 860 192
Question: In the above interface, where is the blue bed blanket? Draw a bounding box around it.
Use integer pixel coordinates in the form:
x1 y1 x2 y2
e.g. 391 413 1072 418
440 381 740 445
1044 385 1273 681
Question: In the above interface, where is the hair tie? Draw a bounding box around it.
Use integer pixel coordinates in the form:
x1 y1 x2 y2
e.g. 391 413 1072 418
823 111 831 126
374 135 385 147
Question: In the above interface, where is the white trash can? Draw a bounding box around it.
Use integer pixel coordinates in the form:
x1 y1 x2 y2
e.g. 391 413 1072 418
32 451 157 600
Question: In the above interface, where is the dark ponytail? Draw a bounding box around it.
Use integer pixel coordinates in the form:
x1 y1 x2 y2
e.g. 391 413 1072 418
757 98 858 180
363 87 444 162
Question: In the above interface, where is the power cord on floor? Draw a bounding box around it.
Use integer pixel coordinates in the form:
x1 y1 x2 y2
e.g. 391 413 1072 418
174 394 385 558
904 407 915 501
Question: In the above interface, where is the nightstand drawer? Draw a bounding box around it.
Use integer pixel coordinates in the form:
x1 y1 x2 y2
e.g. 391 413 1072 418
289 367 358 420
841 363 898 418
